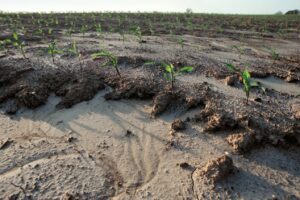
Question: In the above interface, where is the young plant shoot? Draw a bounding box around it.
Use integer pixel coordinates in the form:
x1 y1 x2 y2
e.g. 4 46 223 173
68 41 83 71
0 38 11 54
226 63 264 104
91 50 120 77
134 26 142 43
12 32 26 59
47 41 63 63
162 63 193 89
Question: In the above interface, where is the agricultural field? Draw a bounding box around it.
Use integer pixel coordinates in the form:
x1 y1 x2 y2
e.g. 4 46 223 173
0 12 300 199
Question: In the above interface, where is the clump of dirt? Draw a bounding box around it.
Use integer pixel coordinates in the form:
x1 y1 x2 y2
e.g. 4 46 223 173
192 87 299 151
171 119 186 131
203 113 238 132
224 75 238 86
151 91 175 116
0 58 108 110
193 155 234 184
185 95 205 109
104 76 160 101
226 132 257 153
291 101 300 120
56 74 105 109
15 84 50 108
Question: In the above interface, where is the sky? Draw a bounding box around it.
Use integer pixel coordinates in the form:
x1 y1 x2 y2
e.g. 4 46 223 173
0 0 299 14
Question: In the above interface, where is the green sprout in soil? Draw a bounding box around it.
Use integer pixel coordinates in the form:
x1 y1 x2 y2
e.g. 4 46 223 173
178 36 184 50
95 23 102 36
226 63 264 104
91 50 121 77
232 45 245 59
66 27 73 40
47 41 63 63
119 30 126 44
134 26 142 43
80 25 88 38
0 38 11 54
163 63 193 89
12 32 26 59
68 41 83 70
266 47 280 61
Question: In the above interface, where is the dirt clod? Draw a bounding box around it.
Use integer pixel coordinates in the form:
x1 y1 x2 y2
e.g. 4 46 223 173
195 155 234 184
224 75 237 86
204 113 237 132
171 119 185 131
16 85 49 108
226 132 257 153
151 91 173 116
125 130 133 137
56 77 105 109
178 162 192 170
291 102 300 120
0 138 13 150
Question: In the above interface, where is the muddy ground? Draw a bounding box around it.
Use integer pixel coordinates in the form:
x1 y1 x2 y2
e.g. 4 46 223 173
0 16 300 199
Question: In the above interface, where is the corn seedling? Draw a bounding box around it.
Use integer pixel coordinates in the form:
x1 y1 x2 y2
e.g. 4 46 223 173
232 45 245 59
163 63 193 89
12 32 26 59
178 36 184 50
266 47 280 61
95 24 102 36
0 38 11 54
68 41 83 70
134 26 142 43
80 25 88 38
91 50 120 77
66 27 73 40
47 41 63 63
226 63 264 104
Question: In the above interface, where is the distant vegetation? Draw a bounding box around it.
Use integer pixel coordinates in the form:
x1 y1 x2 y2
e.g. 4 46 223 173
285 9 300 15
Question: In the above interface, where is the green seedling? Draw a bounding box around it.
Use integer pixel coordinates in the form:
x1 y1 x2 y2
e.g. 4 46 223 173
91 50 120 77
66 27 73 39
178 36 184 50
12 32 26 59
0 38 12 54
48 28 53 35
266 47 279 61
134 26 142 43
68 41 83 70
95 24 102 36
242 70 251 104
47 41 63 63
80 25 88 38
119 30 126 44
232 45 245 59
163 63 193 89
226 63 264 104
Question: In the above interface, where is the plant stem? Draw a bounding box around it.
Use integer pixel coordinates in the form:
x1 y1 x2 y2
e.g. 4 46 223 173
20 47 26 59
115 66 121 77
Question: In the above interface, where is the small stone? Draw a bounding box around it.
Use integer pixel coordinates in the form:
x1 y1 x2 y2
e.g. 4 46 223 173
179 162 192 169
253 97 262 103
125 130 133 137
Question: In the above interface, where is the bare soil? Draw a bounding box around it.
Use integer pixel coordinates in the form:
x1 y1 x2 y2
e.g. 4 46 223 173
0 14 300 199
